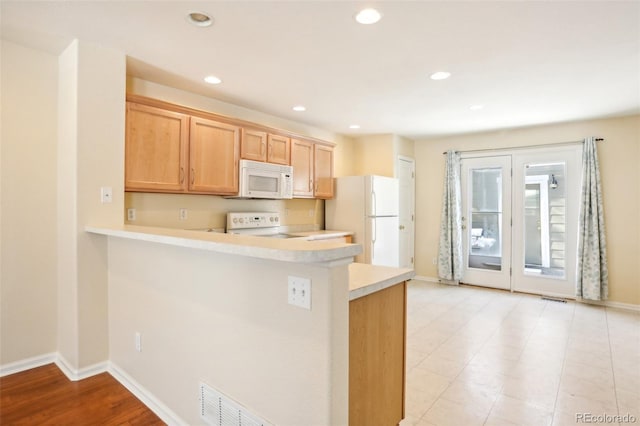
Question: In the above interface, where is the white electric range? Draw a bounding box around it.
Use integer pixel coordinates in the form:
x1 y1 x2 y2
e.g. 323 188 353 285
226 212 303 239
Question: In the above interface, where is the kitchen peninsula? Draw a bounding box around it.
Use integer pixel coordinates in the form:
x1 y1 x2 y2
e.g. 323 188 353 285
87 225 414 426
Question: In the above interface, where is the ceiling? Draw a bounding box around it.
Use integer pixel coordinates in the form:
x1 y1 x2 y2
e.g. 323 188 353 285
2 1 639 139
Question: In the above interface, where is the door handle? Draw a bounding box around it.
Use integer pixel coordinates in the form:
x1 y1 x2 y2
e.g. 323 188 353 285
399 225 405 230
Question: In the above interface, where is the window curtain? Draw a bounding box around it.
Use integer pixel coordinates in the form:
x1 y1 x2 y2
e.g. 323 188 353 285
576 137 608 300
438 150 463 282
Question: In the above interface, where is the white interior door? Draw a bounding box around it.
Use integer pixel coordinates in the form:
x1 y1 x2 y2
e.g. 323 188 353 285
511 146 582 297
397 156 415 269
461 156 512 290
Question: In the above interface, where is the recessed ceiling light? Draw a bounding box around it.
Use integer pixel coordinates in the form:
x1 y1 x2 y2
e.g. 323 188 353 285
204 75 222 84
292 105 306 112
469 104 484 110
430 71 451 80
349 124 361 129
355 8 382 25
187 11 213 27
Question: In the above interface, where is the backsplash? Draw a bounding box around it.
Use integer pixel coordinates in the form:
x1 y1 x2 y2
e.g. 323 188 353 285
124 192 324 231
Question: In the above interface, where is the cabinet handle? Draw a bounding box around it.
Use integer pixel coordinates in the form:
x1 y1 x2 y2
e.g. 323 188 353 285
309 178 313 192
261 142 266 155
191 168 195 185
180 167 185 184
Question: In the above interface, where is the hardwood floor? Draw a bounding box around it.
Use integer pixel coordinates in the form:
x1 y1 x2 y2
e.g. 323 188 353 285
0 363 165 425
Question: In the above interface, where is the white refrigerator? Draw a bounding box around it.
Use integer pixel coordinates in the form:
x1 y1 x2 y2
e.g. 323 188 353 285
325 175 400 267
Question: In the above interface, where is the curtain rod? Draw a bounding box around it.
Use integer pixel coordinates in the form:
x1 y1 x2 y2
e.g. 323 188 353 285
442 137 604 155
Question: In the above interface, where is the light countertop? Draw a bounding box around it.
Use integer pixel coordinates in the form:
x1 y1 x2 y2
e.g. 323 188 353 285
86 225 361 264
288 230 353 240
349 263 415 300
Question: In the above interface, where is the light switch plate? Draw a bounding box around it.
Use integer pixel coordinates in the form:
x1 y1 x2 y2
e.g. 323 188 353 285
100 186 113 203
288 276 311 310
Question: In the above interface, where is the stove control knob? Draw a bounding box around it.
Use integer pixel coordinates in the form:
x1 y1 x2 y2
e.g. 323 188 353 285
233 218 238 224
275 217 279 222
239 218 244 224
270 217 274 222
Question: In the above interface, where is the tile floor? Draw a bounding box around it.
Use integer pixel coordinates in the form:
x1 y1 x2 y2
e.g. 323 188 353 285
401 280 640 426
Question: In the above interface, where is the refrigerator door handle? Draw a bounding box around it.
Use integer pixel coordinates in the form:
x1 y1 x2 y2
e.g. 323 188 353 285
372 217 377 243
371 190 376 216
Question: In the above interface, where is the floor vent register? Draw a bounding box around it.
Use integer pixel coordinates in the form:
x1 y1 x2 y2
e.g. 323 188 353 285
200 382 272 426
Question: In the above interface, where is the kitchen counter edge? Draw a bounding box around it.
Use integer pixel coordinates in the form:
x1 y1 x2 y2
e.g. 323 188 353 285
86 225 361 264
348 263 415 301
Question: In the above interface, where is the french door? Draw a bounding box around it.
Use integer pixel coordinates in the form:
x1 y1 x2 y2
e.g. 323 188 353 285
461 146 582 298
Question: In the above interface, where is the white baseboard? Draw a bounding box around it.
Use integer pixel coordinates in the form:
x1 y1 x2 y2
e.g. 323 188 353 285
55 354 109 381
413 275 458 285
108 362 186 426
0 352 57 377
579 298 640 312
412 275 439 283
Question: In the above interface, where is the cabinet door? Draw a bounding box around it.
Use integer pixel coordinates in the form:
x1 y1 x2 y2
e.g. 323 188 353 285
189 117 240 194
125 102 189 192
267 134 291 165
291 138 314 197
240 129 267 162
349 282 406 426
314 144 334 199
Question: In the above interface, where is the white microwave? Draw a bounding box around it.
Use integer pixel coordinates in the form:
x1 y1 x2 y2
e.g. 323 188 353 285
234 159 293 199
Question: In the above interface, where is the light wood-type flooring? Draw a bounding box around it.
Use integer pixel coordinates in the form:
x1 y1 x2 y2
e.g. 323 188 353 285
0 363 164 425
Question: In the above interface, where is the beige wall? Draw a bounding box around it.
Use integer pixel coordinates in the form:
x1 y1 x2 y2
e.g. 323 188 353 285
348 134 416 178
1 41 59 364
414 115 640 305
352 134 395 177
125 193 325 231
108 237 349 425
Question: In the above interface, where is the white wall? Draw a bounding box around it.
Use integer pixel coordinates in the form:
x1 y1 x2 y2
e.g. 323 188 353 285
1 40 59 364
108 238 349 425
56 40 126 371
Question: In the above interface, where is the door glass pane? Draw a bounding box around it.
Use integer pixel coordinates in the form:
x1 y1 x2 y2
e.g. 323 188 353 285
524 162 566 278
468 168 502 271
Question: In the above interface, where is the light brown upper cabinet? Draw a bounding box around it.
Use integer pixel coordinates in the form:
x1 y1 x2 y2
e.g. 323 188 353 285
291 139 334 199
125 95 334 198
266 134 291 165
240 129 268 162
189 117 240 194
241 130 290 165
125 102 189 192
314 144 334 199
291 138 314 197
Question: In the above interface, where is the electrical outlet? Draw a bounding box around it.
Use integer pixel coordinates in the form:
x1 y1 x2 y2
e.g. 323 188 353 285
288 276 311 310
127 208 136 221
432 257 438 265
100 186 113 203
179 208 188 220
135 332 142 352
308 209 314 217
